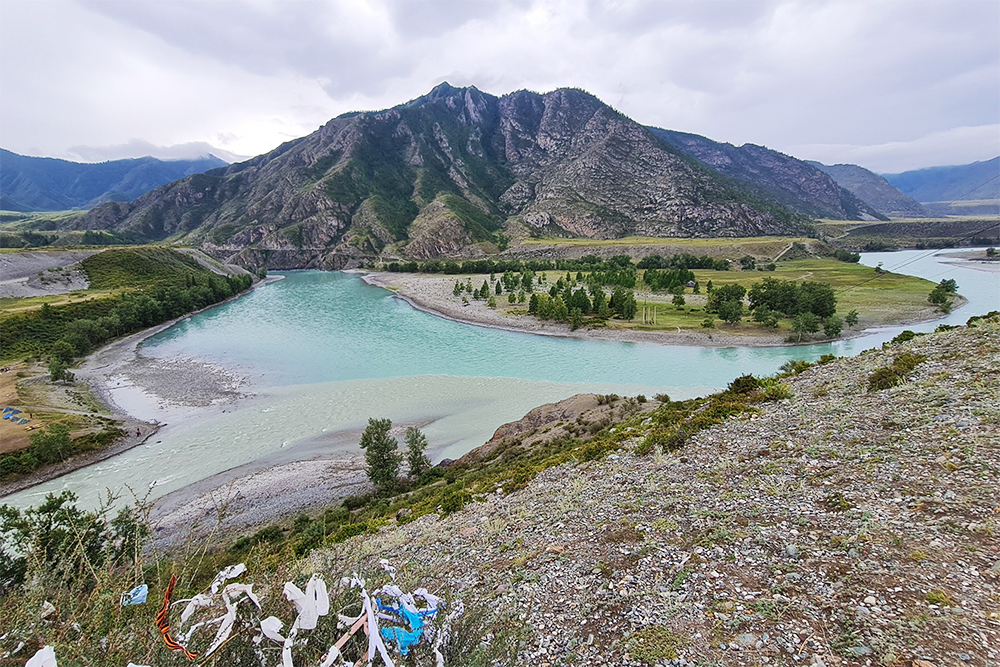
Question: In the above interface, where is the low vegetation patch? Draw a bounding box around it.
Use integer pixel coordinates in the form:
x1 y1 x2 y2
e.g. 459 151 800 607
627 625 686 662
867 352 927 392
0 421 122 479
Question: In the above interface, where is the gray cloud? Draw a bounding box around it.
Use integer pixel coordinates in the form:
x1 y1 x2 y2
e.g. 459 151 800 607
2 0 997 172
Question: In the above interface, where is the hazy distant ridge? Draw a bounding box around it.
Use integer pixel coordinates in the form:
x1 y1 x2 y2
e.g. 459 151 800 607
883 157 1000 203
0 149 229 211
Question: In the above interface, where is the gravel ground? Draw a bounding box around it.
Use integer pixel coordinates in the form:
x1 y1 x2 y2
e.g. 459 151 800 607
313 318 1000 666
0 250 98 298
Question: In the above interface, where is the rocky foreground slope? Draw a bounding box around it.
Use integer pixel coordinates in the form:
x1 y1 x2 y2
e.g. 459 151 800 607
315 317 1000 666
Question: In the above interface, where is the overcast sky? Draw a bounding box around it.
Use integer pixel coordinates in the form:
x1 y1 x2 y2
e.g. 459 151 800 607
1 0 997 173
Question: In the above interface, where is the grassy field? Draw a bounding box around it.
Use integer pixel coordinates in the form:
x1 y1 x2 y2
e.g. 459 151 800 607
520 234 813 253
501 258 940 336
0 289 121 313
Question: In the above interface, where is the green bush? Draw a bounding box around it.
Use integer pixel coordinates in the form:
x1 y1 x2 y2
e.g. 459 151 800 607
867 352 927 392
726 374 760 394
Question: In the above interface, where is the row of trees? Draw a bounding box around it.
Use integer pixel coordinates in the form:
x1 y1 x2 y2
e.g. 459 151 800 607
643 267 696 292
703 277 851 340
1 273 254 364
386 252 733 276
637 254 730 271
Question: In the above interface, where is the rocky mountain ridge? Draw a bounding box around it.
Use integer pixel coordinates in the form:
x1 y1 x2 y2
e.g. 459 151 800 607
72 84 822 270
650 129 886 221
808 161 929 218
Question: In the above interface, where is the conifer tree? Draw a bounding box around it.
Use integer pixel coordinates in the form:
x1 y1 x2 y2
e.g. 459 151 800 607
404 427 431 478
359 418 401 493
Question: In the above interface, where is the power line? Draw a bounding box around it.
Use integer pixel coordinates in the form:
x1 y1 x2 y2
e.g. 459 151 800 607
834 220 999 297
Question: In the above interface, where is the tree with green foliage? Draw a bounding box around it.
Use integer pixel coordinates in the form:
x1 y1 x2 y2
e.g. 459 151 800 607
0 490 148 594
48 357 73 383
706 283 746 314
570 307 584 331
508 292 516 304
824 315 844 338
553 296 569 322
672 294 685 307
797 281 837 318
609 286 637 320
359 418 401 494
718 299 744 325
927 280 957 312
487 296 497 307
404 427 431 478
536 294 553 319
752 304 778 328
845 309 859 328
748 277 799 316
701 317 715 329
792 312 821 341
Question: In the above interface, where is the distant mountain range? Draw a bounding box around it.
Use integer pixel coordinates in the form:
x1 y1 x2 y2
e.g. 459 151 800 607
883 157 999 214
5 84 996 268
651 130 885 221
0 149 228 212
67 83 885 269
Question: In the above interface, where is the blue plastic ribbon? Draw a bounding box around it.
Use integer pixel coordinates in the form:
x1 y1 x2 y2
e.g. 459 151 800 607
121 584 148 606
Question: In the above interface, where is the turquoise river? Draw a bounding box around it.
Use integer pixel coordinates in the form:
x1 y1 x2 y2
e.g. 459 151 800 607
4 249 997 510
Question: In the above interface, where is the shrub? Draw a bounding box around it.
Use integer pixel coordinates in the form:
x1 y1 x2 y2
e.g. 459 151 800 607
779 359 813 376
867 352 927 392
441 489 472 515
727 374 760 394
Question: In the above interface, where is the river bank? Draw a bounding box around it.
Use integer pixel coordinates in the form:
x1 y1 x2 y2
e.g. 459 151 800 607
358 270 791 347
357 268 956 348
0 276 283 500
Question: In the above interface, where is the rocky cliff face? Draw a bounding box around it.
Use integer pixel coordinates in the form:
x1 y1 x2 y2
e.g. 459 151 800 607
75 84 815 269
808 161 928 218
650 129 887 221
